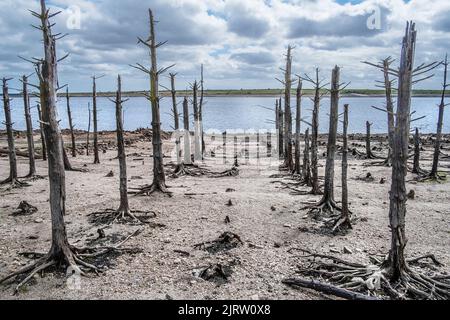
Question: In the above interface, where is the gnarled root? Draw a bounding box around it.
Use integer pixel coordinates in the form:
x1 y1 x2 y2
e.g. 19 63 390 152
170 163 210 178
210 167 239 178
129 182 172 196
0 230 142 295
415 172 447 183
0 177 30 190
88 208 157 225
302 197 342 219
327 215 353 234
287 249 450 300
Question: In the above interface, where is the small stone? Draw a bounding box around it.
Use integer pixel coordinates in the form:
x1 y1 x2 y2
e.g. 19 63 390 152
343 246 353 254
271 206 276 211
274 242 282 248
165 294 173 300
283 224 292 228
330 248 340 253
174 258 182 264
34 218 44 224
407 190 415 200
250 294 260 300
164 238 171 244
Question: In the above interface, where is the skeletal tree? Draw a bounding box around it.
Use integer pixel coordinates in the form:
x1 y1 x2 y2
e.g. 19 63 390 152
301 68 328 195
199 64 206 158
305 66 345 216
167 73 181 166
66 87 76 157
420 55 449 182
86 103 91 156
131 9 172 195
365 121 378 159
21 74 37 178
302 128 312 186
192 81 202 162
183 97 192 165
275 99 280 156
331 104 352 232
0 0 113 293
277 46 295 170
92 75 103 164
1 77 26 188
293 78 302 175
37 103 47 161
278 98 284 159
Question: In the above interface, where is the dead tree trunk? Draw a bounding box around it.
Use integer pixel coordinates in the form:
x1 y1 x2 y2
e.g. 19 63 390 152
293 78 302 175
92 76 100 164
282 46 294 170
275 99 279 157
131 9 170 195
278 98 284 159
37 104 47 161
66 87 76 158
428 55 448 181
412 127 424 174
86 104 91 156
200 64 206 159
192 81 202 162
383 22 416 281
365 121 377 159
332 104 352 232
169 73 181 166
306 66 342 216
22 75 37 178
0 0 104 294
302 129 312 186
1 77 23 187
183 97 192 165
310 68 322 195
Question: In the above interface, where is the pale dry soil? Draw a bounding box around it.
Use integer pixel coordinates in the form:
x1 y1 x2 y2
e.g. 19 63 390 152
0 131 449 300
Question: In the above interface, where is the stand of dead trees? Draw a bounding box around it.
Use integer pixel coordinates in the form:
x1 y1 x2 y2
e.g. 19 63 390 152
0 0 138 294
130 9 172 195
287 22 450 300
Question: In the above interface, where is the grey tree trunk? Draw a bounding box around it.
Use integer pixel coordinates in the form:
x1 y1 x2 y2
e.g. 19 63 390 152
365 121 376 159
86 104 91 156
183 97 192 165
37 103 47 161
169 73 181 165
1 78 19 185
430 55 448 177
384 59 395 166
302 129 312 186
92 77 100 164
23 75 36 177
278 99 284 159
66 87 76 158
412 127 422 174
115 75 130 213
311 69 321 195
275 99 279 157
294 79 302 175
200 64 205 158
192 81 202 162
283 46 294 170
384 22 417 280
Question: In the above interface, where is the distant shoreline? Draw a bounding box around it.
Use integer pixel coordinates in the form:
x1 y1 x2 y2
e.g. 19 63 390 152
5 89 448 98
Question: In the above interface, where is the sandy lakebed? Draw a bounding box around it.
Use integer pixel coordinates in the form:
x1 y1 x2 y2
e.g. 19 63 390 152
0 129 449 300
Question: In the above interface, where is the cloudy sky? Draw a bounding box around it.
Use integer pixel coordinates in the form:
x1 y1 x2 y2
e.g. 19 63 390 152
0 0 449 92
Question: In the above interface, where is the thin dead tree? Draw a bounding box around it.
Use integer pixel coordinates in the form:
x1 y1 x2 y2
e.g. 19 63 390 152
183 97 192 165
277 45 295 170
293 78 303 175
0 0 135 294
304 66 347 217
302 68 328 195
275 99 280 156
37 103 47 161
365 121 379 159
302 128 312 186
199 64 206 158
287 23 450 300
92 75 103 164
21 74 38 178
86 103 91 156
192 81 202 162
90 75 150 224
420 55 449 182
412 127 426 175
1 77 26 187
130 9 172 195
66 87 76 157
168 73 181 167
330 104 352 232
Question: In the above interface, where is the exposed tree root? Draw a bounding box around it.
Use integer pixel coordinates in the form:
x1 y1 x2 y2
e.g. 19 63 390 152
0 229 141 295
209 166 239 178
23 174 45 181
288 249 450 300
326 215 353 234
129 182 173 196
415 172 447 183
303 197 342 219
12 201 38 216
194 232 243 254
0 177 30 190
88 209 157 225
170 163 210 178
364 157 392 167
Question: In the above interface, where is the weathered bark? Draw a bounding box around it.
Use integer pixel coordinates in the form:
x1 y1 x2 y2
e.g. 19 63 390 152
384 59 395 166
66 87 76 158
182 97 192 165
1 77 20 186
278 98 284 159
92 76 100 164
310 68 321 195
86 104 91 156
365 121 378 159
383 22 417 280
115 75 130 214
37 104 47 161
333 104 352 232
169 73 181 165
283 46 294 170
274 100 279 157
22 75 37 177
412 127 423 174
294 78 302 175
192 81 202 162
430 55 448 178
222 131 227 164
302 129 312 186
199 64 205 158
